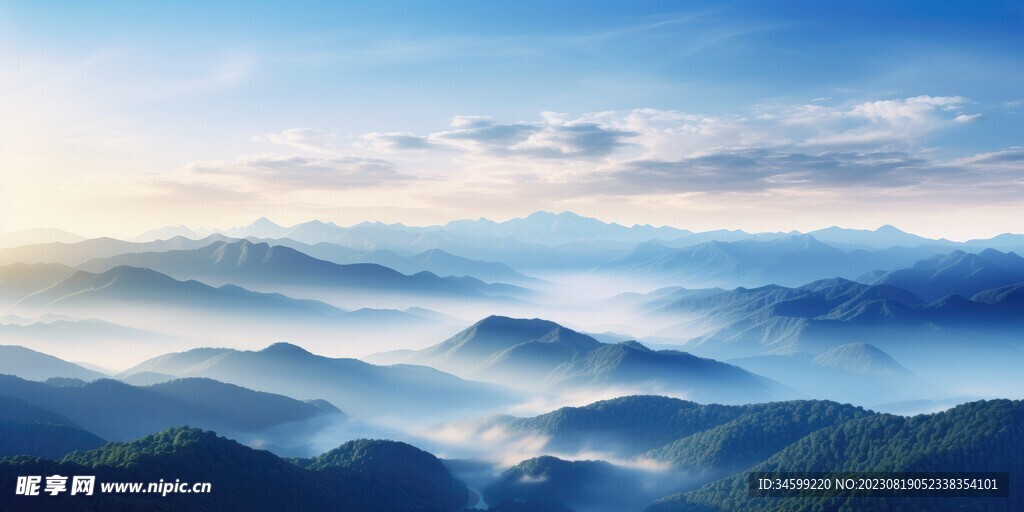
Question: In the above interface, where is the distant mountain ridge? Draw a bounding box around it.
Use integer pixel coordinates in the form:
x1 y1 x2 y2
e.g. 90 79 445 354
2 265 441 353
0 373 340 444
77 239 528 300
0 228 85 249
0 234 236 266
807 224 955 250
8 213 1024 273
222 211 693 246
650 273 1024 361
0 345 106 382
598 235 961 288
119 342 519 419
870 249 1024 301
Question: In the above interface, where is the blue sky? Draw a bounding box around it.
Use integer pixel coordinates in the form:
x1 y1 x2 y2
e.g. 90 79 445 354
1 1 1022 239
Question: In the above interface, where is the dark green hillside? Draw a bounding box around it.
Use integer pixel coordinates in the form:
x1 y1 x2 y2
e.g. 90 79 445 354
483 456 643 512
295 439 468 512
647 401 871 474
648 399 1023 512
0 427 470 512
0 395 106 459
504 395 744 457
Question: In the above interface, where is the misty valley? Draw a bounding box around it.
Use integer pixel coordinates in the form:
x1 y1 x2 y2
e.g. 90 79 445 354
1 211 1022 511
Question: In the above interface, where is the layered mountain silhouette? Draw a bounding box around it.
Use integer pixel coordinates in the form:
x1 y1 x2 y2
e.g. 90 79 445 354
598 235 950 287
651 276 1024 361
0 263 77 309
0 318 176 366
78 240 528 300
399 316 781 403
0 234 234 266
205 216 632 271
0 427 471 512
869 249 1024 302
4 265 436 342
728 343 919 405
224 211 691 247
6 213 1024 279
119 342 519 419
0 345 106 381
0 395 105 459
295 245 539 285
806 224 953 250
0 373 341 443
10 265 337 316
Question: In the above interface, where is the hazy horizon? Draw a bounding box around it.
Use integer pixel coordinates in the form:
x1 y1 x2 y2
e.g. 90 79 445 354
4 210 1022 244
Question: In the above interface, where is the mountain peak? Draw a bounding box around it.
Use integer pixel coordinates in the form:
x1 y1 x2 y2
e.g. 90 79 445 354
811 342 912 378
876 224 906 233
258 342 313 357
249 216 281 228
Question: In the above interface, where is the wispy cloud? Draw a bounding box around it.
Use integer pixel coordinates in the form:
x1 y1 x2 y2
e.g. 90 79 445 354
142 51 257 100
185 154 414 191
257 128 342 154
243 96 1003 207
579 149 936 195
429 114 639 159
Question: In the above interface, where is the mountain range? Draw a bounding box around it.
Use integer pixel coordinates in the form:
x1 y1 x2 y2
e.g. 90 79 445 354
118 342 519 420
289 244 540 285
222 212 692 247
646 272 1024 365
868 249 1024 301
727 343 919 405
172 212 1024 256
1 391 1019 511
398 316 784 403
0 234 235 267
598 235 961 288
1 264 445 355
77 240 529 300
0 345 106 381
0 373 342 446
